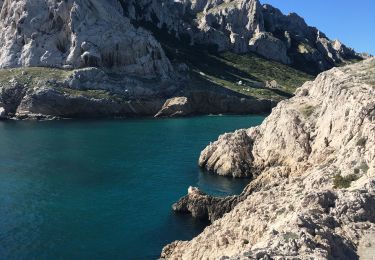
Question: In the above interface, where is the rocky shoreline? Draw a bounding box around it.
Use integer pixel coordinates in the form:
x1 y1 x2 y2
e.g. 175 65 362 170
0 0 373 259
162 58 375 259
0 67 275 120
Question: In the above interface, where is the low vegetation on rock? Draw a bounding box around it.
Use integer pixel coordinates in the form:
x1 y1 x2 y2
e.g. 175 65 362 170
333 174 358 189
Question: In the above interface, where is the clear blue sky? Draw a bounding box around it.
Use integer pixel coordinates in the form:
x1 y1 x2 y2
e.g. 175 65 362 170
260 0 375 55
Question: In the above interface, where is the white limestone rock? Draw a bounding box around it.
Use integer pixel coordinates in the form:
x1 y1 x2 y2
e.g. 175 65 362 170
162 58 375 259
0 106 5 118
0 0 173 78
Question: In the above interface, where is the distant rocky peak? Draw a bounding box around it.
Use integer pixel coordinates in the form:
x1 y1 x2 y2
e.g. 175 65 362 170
123 0 361 73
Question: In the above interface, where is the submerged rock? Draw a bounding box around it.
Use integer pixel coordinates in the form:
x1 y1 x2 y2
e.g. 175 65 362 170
163 59 375 259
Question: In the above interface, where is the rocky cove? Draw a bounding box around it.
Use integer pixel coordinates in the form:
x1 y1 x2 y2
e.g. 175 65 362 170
0 0 363 120
0 0 374 259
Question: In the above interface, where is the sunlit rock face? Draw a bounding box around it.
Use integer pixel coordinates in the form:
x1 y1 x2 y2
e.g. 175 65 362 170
0 0 173 78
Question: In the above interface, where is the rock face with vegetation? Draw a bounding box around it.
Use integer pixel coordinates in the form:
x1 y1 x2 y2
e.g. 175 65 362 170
124 0 362 74
162 59 375 259
0 0 364 119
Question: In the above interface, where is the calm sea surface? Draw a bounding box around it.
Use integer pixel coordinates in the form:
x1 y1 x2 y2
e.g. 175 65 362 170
0 115 265 259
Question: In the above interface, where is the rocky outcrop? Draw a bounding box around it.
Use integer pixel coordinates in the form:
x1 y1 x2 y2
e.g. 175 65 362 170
0 67 172 119
0 106 5 118
248 32 290 64
172 176 266 222
155 92 275 118
172 186 236 222
155 97 193 117
0 67 275 119
199 58 375 178
199 129 256 177
194 0 264 52
162 59 375 259
0 0 173 78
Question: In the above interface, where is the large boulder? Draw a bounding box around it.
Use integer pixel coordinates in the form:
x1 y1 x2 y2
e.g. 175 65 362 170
154 97 193 117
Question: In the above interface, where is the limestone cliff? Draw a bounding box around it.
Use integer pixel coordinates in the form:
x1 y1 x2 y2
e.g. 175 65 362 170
162 59 375 259
0 0 172 78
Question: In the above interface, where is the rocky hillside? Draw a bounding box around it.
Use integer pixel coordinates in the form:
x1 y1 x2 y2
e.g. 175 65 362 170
0 0 363 119
124 0 362 74
162 58 375 259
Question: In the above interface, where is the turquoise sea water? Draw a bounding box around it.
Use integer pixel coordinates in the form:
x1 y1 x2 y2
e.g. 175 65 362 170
0 115 265 259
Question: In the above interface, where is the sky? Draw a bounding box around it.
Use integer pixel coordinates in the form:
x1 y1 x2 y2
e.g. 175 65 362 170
260 0 375 55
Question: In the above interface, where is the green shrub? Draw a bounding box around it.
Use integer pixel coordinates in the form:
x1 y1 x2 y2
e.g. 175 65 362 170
358 162 369 173
283 232 299 242
356 137 367 147
333 174 358 189
300 105 315 117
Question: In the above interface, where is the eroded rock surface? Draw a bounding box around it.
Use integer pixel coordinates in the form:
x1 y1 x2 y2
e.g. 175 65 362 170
162 59 375 259
200 58 375 178
0 0 173 78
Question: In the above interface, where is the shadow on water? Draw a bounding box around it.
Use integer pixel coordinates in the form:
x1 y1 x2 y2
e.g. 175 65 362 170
197 168 250 197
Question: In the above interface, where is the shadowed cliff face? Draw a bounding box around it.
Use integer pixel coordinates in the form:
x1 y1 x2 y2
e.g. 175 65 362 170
163 58 375 259
0 0 173 78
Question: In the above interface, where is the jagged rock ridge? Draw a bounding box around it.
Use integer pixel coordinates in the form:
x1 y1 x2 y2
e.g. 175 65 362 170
162 59 375 259
124 0 361 73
